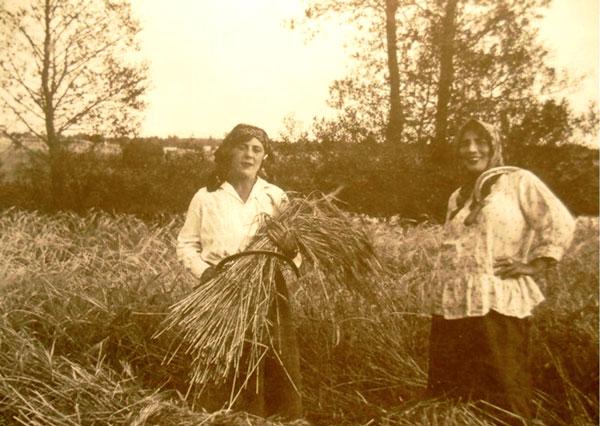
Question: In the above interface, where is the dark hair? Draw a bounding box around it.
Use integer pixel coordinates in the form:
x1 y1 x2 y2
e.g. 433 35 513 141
207 124 272 191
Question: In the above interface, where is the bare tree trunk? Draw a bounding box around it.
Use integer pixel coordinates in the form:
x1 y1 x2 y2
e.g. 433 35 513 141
42 0 64 206
433 0 458 148
384 0 403 143
428 0 460 220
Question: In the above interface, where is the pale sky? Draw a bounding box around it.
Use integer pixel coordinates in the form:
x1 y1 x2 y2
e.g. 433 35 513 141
112 1 600 139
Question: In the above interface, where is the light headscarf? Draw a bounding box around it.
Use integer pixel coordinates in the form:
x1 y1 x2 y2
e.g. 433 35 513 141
454 118 504 170
451 119 520 225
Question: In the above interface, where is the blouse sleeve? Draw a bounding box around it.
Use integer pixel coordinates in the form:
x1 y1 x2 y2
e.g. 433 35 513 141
177 191 211 279
273 186 290 214
517 170 575 262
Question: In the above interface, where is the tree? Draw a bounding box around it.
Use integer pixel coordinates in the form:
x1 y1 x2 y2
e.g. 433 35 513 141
384 0 403 142
432 0 458 147
507 98 592 147
302 0 580 149
443 0 561 137
0 0 148 203
305 0 404 143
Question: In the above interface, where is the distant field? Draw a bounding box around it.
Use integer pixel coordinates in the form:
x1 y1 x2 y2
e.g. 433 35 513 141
0 209 597 425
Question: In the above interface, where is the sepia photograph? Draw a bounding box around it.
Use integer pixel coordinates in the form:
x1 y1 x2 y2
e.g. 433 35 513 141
0 0 597 424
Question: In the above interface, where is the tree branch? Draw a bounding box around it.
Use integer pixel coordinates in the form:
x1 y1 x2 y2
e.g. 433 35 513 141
0 88 45 120
0 94 46 141
4 56 44 110
19 31 43 61
463 8 511 49
53 36 124 110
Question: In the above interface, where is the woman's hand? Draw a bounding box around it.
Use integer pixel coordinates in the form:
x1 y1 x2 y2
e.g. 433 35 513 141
267 221 299 258
199 266 217 284
494 257 554 279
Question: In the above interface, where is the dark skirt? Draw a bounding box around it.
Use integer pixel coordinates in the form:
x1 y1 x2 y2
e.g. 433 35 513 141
427 310 533 423
231 269 303 420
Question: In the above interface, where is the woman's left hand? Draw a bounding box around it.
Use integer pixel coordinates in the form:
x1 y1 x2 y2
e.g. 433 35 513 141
493 257 545 279
267 221 299 258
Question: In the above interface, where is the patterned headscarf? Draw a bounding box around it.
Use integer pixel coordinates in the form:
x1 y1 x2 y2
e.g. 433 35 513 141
207 124 272 191
215 123 272 162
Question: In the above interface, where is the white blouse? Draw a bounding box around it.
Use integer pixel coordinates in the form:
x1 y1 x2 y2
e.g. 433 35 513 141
177 178 287 279
433 168 575 319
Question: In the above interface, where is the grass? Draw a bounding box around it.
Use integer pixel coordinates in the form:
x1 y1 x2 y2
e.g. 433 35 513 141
0 208 597 425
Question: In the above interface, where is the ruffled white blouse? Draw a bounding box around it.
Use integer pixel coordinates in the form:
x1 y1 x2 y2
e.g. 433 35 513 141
433 168 575 319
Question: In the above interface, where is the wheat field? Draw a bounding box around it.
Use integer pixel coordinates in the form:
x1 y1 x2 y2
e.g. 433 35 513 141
0 209 597 425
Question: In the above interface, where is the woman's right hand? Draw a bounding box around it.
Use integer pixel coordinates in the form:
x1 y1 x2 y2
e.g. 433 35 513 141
199 266 217 284
493 257 554 279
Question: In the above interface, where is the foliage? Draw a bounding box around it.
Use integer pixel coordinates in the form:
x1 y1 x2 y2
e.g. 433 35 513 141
507 99 598 147
0 148 212 217
303 0 399 143
274 141 598 219
121 139 165 168
0 0 148 138
0 0 148 202
0 209 597 425
300 0 596 148
0 140 597 219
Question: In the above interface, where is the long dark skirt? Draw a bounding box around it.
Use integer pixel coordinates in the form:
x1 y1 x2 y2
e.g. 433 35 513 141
230 270 303 420
427 310 532 423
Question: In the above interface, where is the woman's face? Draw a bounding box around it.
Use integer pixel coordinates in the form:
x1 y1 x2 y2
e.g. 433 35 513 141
458 129 491 174
227 137 267 181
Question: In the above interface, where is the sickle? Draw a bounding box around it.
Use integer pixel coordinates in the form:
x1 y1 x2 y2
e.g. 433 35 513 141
472 166 521 203
215 250 301 278
463 166 521 226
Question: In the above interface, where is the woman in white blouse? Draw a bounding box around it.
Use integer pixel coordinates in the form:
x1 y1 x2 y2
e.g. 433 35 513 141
427 118 575 423
177 124 302 419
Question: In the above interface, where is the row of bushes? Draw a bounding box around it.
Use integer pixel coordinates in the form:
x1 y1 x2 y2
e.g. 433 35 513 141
0 141 597 219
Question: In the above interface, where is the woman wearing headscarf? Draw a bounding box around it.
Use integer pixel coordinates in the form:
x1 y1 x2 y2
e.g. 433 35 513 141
176 123 303 420
427 118 575 423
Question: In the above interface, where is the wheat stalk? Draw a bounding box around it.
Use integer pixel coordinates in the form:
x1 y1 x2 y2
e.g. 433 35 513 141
159 193 382 403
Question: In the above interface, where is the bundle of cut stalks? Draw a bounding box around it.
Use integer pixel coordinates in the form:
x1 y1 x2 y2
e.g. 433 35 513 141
159 193 381 401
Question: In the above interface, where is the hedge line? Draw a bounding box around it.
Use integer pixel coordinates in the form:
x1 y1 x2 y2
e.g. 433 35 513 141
0 142 597 220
